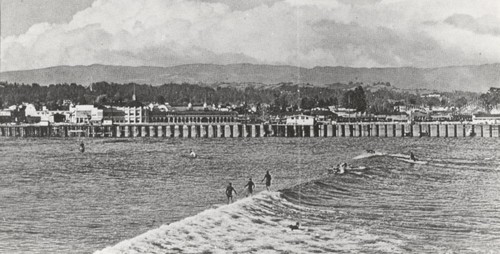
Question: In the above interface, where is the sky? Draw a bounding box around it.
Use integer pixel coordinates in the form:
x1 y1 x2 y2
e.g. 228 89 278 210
1 0 499 71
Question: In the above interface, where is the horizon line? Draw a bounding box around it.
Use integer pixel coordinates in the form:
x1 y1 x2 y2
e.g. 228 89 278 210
2 62 500 73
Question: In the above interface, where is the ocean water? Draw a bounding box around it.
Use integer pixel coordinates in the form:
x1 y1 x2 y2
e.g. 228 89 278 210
0 137 499 254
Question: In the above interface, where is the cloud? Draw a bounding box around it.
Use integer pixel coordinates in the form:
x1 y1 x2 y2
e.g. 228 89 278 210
201 0 282 11
444 14 500 36
1 0 500 71
310 20 451 67
0 0 95 37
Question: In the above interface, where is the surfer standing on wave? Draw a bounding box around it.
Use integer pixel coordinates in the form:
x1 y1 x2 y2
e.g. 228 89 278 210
261 171 272 191
244 178 255 197
339 163 347 174
226 183 237 204
409 151 417 161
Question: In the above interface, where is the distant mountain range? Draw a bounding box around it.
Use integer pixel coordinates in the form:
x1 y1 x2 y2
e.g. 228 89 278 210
1 63 499 92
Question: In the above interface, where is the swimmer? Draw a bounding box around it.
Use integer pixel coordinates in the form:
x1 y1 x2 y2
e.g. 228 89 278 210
288 222 300 231
330 163 346 174
225 183 237 204
366 149 375 154
189 149 197 158
338 163 346 174
79 142 85 153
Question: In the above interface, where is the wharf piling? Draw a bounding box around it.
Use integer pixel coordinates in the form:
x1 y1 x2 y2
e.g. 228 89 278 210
1 123 499 138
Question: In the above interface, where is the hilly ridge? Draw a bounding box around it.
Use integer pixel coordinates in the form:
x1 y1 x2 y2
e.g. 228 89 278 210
1 63 499 92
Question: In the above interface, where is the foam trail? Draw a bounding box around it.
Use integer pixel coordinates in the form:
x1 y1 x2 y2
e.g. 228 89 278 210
352 151 387 160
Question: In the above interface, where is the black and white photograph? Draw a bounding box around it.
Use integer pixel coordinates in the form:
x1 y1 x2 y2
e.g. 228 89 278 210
1 0 499 253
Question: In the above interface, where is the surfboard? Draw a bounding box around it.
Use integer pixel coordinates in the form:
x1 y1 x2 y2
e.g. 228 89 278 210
351 166 367 170
388 153 410 159
396 158 427 164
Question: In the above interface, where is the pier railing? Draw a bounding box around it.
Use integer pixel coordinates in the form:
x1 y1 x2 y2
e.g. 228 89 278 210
0 123 499 138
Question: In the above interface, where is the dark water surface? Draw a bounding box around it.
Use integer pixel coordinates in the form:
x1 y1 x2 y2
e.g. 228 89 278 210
0 137 499 253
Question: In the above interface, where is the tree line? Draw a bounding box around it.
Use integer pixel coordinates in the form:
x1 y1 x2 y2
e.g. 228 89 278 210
0 81 489 114
0 82 361 112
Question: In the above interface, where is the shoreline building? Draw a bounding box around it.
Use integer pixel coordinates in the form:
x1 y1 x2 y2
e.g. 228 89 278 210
69 103 149 124
286 114 315 125
69 105 94 124
22 104 68 124
472 113 500 124
114 105 149 124
148 102 237 124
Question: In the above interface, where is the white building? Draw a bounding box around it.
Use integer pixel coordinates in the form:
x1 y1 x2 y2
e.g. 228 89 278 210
394 105 408 112
68 104 148 124
69 105 95 124
421 93 442 98
386 114 409 122
24 104 38 117
115 106 148 123
431 106 451 112
22 104 69 123
330 107 356 117
472 114 500 124
286 115 315 125
0 110 12 117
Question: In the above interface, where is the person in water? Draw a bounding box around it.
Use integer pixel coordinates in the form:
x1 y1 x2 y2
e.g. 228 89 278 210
288 222 300 231
366 149 375 154
409 152 416 161
79 142 85 153
244 178 255 197
336 163 347 174
189 149 197 158
226 183 237 204
261 171 272 191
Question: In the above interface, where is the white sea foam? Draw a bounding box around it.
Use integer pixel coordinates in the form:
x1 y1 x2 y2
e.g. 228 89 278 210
95 191 403 254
